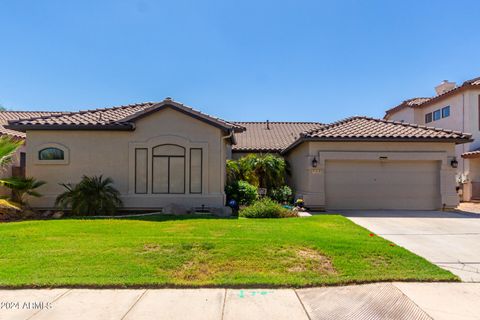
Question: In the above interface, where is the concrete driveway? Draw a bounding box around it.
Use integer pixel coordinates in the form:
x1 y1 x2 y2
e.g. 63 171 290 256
340 210 480 282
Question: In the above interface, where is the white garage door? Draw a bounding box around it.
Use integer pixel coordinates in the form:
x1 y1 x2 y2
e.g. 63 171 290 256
325 160 441 210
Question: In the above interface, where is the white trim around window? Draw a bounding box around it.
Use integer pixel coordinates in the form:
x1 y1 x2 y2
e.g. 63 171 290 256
33 143 70 165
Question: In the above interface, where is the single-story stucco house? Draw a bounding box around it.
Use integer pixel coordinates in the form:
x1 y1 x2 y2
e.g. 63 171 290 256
5 98 471 213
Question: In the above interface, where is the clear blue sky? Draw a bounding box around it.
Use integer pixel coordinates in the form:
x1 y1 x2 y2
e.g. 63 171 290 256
1 0 479 123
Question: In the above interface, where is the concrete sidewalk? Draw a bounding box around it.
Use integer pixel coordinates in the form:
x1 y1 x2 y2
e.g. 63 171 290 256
0 283 479 320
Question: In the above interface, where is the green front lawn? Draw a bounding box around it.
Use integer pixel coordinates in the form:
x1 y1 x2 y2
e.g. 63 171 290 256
0 214 457 287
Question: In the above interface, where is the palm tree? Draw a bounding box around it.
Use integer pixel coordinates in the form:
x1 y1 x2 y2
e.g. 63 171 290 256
226 159 241 185
0 177 46 206
0 136 24 212
237 154 288 189
0 136 23 168
55 175 123 216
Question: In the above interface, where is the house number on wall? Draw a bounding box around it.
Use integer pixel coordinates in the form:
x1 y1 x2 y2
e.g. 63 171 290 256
311 169 321 174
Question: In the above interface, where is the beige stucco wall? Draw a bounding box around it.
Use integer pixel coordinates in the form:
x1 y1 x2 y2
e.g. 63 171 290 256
418 93 472 184
25 108 230 212
386 107 415 124
286 141 459 209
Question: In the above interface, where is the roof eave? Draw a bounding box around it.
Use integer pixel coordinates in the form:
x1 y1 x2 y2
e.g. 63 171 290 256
462 153 480 159
4 123 135 132
0 132 25 140
303 136 472 144
281 136 472 154
232 148 283 153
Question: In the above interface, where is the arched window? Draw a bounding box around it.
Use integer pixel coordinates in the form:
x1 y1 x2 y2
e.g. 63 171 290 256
38 147 64 160
151 144 185 194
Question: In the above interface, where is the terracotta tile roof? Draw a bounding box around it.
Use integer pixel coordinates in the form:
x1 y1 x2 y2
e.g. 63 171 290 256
283 116 472 153
463 76 480 86
0 111 66 138
462 148 480 158
385 76 480 117
6 99 244 133
384 97 431 116
232 122 323 152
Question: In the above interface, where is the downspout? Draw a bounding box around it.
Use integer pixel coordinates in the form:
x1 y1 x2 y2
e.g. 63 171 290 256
222 129 234 142
462 93 465 172
221 129 234 205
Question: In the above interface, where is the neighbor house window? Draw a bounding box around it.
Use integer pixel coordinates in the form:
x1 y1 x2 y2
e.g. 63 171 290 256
442 106 450 118
135 148 148 194
425 112 432 123
38 147 64 160
433 109 441 121
190 148 202 194
152 144 185 194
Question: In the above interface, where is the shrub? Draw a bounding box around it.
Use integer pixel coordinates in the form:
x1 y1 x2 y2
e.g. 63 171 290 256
269 185 293 204
225 180 258 205
0 176 46 206
239 198 296 218
55 175 123 216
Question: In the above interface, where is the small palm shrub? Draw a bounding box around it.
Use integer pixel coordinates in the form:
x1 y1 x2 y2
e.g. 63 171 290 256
0 136 23 168
228 154 289 189
225 180 258 205
0 136 23 214
55 175 122 216
269 185 294 204
0 137 26 218
239 198 296 218
0 176 46 206
226 159 241 186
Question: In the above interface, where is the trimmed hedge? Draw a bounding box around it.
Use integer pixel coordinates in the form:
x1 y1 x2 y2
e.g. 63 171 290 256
225 180 258 205
239 198 297 218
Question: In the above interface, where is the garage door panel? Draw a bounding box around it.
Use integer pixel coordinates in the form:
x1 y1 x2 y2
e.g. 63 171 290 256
325 160 441 210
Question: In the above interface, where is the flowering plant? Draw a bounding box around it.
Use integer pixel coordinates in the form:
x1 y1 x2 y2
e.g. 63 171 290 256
295 198 304 208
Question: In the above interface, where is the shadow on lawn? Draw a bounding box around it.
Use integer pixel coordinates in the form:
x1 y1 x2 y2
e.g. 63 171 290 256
64 213 238 222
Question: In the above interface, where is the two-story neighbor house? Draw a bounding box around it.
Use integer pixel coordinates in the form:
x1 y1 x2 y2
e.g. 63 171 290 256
384 76 480 201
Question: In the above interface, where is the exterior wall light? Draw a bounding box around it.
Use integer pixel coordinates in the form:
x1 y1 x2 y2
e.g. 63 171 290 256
312 157 318 168
451 158 458 168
